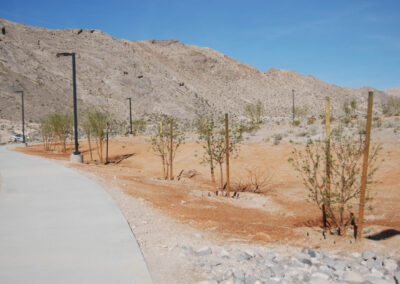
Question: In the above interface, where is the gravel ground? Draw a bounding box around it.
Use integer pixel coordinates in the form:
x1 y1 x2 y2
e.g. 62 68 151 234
78 169 400 284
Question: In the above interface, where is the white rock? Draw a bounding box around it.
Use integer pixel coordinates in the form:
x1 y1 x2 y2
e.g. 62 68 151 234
220 249 230 259
383 258 398 273
196 246 212 256
343 271 364 283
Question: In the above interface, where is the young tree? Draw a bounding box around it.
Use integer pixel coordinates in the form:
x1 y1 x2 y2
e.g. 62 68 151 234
244 100 264 125
39 116 53 151
81 114 93 161
289 133 381 235
151 115 184 179
197 115 242 189
88 110 109 163
48 112 73 153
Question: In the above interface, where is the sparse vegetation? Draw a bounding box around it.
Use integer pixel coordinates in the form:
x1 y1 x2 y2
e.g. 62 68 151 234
244 100 264 125
289 134 381 235
38 112 73 152
382 95 400 116
151 115 184 179
232 168 274 194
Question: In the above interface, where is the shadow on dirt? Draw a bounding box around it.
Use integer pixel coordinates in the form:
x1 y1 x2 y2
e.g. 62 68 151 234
366 229 400 241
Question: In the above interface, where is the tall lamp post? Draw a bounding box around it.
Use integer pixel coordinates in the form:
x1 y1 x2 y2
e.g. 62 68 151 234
15 90 26 144
127 97 133 135
56 52 82 163
292 89 295 123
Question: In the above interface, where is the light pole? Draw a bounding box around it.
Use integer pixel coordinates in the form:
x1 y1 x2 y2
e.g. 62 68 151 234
15 90 26 144
127 97 133 135
292 89 295 123
56 52 82 162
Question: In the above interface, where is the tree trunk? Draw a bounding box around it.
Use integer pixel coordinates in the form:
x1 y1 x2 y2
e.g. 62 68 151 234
88 135 93 161
219 163 224 189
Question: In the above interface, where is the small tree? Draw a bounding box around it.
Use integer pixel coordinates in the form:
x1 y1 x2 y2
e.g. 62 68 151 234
88 110 109 163
47 112 73 153
39 116 53 151
289 134 381 235
244 100 264 125
197 115 242 189
81 114 93 161
151 115 184 179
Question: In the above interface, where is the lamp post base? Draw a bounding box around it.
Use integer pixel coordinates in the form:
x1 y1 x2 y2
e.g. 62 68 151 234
70 153 83 163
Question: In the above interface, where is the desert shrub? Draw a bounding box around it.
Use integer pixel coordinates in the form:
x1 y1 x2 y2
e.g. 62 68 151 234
151 115 184 179
273 133 283 145
132 119 147 135
382 95 400 116
293 120 301 127
307 116 316 125
232 168 274 194
372 117 382 128
289 133 381 235
244 99 264 125
294 105 309 119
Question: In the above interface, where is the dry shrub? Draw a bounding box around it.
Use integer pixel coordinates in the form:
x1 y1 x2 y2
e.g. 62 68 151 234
232 167 274 194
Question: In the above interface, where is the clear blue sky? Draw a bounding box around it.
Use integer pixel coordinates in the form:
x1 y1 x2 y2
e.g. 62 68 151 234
1 0 399 90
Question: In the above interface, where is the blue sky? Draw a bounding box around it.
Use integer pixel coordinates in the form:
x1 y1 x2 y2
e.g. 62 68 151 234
1 0 399 90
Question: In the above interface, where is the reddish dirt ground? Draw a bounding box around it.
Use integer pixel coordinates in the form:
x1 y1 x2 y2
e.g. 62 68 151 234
16 136 400 250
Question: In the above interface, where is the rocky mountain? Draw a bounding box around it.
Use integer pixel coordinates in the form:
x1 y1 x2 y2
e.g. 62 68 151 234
0 18 393 127
385 88 400 97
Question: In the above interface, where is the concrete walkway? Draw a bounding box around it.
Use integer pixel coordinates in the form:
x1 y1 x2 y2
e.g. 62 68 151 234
0 146 152 284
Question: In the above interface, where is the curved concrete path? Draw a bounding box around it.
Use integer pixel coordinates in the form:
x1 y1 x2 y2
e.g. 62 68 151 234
0 146 152 284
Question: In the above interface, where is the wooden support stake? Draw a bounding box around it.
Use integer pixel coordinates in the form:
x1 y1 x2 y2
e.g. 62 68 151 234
205 118 215 183
225 113 230 197
324 97 331 229
160 120 166 179
169 119 173 181
105 124 109 164
356 91 374 241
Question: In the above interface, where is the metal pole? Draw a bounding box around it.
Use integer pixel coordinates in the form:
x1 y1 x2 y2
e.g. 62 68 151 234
356 91 374 241
169 119 173 181
71 53 80 155
292 89 295 123
225 113 230 197
128 98 133 135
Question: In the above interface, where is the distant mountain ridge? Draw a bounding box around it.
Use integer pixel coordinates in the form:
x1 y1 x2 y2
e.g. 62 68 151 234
0 17 395 124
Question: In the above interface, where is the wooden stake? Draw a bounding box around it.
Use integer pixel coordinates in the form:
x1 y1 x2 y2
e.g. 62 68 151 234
225 113 230 197
169 119 173 181
356 91 374 241
324 97 331 229
105 123 109 164
160 120 166 179
205 118 216 183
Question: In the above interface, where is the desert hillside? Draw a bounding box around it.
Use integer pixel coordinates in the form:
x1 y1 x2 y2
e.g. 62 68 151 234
0 17 392 126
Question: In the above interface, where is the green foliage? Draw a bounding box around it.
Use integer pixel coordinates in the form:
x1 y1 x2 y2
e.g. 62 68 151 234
196 115 243 187
244 100 264 125
289 133 381 234
132 119 147 135
292 120 301 127
85 109 114 163
39 112 73 152
294 105 309 119
307 116 316 125
382 95 400 116
151 114 185 179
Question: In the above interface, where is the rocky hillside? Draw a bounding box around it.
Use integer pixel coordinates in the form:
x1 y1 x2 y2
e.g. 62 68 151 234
0 18 392 126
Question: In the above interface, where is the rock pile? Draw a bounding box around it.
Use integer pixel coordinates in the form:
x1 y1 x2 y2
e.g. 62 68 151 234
181 245 400 284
